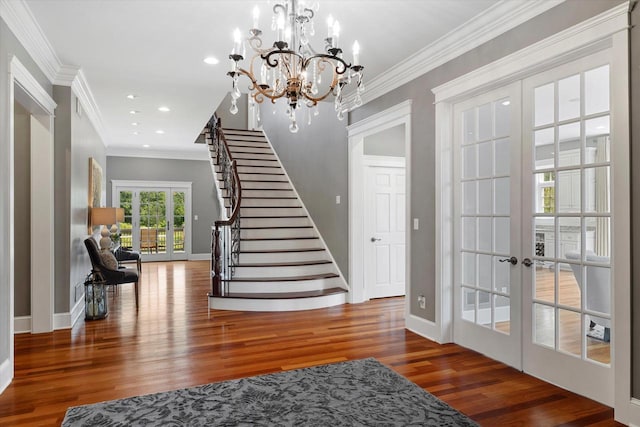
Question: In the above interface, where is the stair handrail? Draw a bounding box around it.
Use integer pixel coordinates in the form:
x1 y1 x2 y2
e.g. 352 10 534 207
207 114 242 297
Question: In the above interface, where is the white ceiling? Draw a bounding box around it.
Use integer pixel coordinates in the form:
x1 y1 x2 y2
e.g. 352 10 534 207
24 0 512 157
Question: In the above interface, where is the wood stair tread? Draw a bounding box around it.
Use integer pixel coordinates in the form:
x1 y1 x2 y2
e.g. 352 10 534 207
214 287 346 299
240 206 302 209
240 248 325 253
223 273 340 283
241 237 319 241
241 226 313 230
237 260 332 267
223 196 297 199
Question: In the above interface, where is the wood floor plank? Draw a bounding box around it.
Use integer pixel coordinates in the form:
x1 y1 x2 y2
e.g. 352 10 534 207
0 260 622 426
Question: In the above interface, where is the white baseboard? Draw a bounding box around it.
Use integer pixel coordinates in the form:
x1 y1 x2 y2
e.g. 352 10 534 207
405 313 445 344
14 316 31 334
189 253 210 261
14 297 85 333
0 358 12 395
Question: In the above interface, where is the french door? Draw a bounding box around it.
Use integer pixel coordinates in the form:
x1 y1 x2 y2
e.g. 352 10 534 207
453 82 522 369
453 51 614 404
113 182 191 262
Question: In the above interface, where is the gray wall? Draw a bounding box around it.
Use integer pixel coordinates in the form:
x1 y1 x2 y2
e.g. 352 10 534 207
215 93 248 130
631 0 640 400
68 89 107 311
363 124 406 157
350 0 623 320
106 157 220 255
0 16 54 373
260 101 349 276
13 102 31 317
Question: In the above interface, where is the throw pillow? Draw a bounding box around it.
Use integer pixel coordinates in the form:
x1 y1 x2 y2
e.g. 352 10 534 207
100 251 119 270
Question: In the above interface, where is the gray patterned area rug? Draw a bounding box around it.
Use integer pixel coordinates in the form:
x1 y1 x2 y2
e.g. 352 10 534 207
63 358 478 426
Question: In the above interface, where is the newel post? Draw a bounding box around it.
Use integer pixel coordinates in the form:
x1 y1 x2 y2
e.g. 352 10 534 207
212 225 222 296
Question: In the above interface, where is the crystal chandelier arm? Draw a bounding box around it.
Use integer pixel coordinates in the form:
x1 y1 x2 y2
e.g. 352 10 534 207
234 66 288 104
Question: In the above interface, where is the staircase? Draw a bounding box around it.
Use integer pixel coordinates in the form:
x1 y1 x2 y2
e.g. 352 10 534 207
206 121 348 311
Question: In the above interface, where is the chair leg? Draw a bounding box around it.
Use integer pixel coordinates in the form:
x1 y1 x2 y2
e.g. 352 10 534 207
134 281 139 311
137 258 142 275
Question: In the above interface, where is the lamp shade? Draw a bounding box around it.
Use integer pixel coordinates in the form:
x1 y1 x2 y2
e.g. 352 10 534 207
116 207 125 222
90 207 118 226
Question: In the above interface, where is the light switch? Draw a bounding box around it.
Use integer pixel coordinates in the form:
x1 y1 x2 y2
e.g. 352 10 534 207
413 218 419 230
336 195 341 204
194 215 199 221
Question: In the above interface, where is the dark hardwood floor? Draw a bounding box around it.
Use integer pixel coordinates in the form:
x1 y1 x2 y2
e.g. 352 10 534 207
0 261 621 426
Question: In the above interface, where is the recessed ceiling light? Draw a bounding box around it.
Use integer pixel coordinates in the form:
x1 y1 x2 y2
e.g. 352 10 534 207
501 100 510 106
129 110 140 115
133 131 139 135
131 122 139 126
126 94 137 100
204 56 220 65
143 144 150 148
158 106 171 112
155 130 165 134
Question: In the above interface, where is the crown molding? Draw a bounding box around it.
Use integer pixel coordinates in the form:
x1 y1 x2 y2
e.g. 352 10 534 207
0 0 61 83
54 64 80 86
106 146 210 161
345 0 564 110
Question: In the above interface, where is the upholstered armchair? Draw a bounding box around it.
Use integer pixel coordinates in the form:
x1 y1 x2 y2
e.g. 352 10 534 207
84 237 139 310
565 251 610 341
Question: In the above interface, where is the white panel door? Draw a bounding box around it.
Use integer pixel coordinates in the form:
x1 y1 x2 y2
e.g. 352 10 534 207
453 82 522 369
522 50 613 405
364 164 406 299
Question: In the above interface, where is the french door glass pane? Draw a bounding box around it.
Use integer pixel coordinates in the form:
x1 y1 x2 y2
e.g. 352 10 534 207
531 65 611 365
173 191 186 253
140 191 166 255
118 191 133 248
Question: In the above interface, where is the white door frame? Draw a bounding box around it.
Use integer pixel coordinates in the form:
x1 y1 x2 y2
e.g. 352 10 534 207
363 156 406 300
1 57 57 393
347 100 412 308
432 3 634 423
111 180 193 260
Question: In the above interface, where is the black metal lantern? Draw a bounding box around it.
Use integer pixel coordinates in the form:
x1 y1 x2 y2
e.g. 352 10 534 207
84 273 108 320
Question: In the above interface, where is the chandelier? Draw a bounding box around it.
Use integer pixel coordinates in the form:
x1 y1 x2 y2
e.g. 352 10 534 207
227 0 364 133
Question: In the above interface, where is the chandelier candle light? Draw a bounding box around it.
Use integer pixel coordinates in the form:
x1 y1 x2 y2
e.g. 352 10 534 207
228 0 364 133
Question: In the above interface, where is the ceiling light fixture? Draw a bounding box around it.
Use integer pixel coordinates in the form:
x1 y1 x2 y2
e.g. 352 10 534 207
155 130 165 134
129 110 140 115
131 122 139 126
133 131 139 135
143 144 150 148
126 94 137 100
227 0 364 133
158 106 171 112
204 56 220 65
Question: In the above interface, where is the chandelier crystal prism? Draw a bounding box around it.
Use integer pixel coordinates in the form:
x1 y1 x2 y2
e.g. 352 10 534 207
227 0 364 133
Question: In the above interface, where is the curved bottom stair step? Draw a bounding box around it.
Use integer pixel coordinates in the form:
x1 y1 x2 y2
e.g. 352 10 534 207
208 287 347 312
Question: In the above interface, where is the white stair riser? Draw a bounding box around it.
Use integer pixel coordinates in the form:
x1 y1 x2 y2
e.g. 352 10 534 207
226 142 270 150
235 159 279 167
208 292 347 312
240 207 305 216
241 181 291 190
240 227 316 239
241 216 310 227
238 250 328 263
233 263 336 278
224 189 296 198
228 276 343 293
228 198 299 207
239 173 286 182
229 149 274 157
237 166 282 174
241 238 322 250
224 135 267 142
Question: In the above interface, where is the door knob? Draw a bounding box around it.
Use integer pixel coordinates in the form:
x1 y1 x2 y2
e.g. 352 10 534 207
498 256 518 265
522 258 533 267
371 237 381 242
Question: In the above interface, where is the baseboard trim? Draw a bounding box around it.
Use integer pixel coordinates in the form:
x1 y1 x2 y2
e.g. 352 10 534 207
405 313 444 344
70 297 85 328
0 358 12 395
189 253 210 261
14 316 31 334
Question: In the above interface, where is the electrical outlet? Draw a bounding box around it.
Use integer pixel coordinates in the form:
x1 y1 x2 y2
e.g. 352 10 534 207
418 295 426 310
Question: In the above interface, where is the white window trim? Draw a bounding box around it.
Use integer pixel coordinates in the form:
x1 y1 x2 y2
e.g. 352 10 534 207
432 3 634 423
